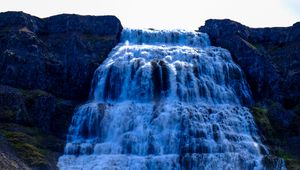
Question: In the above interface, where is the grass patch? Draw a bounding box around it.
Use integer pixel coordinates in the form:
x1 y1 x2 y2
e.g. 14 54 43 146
276 150 300 170
251 102 300 169
240 38 259 51
14 143 48 167
251 106 274 139
285 159 300 170
0 123 64 169
0 129 49 168
276 149 294 160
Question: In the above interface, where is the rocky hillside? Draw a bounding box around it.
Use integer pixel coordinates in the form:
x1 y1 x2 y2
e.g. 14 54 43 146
0 11 122 169
200 20 300 169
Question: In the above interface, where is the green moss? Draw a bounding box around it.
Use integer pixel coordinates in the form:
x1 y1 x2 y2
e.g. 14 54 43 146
0 123 64 169
240 38 258 51
285 159 300 170
252 106 268 114
0 131 32 144
275 150 300 170
251 106 274 138
251 102 300 169
14 143 48 167
0 130 49 167
276 149 294 160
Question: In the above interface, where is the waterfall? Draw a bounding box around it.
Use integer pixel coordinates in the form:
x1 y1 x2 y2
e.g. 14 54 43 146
58 28 286 170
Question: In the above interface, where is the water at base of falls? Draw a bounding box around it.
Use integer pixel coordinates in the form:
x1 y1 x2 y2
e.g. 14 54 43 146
58 28 286 170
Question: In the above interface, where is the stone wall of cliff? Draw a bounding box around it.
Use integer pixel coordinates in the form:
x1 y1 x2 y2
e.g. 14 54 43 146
0 11 123 100
200 20 300 169
0 11 123 169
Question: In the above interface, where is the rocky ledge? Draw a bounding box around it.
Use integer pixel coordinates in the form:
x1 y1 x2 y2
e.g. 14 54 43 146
200 19 300 169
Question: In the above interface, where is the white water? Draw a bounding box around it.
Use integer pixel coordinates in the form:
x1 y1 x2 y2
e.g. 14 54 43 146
58 28 285 170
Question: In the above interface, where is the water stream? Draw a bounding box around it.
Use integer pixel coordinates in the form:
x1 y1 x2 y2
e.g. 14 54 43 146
58 28 285 170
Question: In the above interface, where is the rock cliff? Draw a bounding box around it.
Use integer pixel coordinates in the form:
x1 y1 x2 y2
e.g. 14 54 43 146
0 11 122 100
0 11 123 169
200 19 300 169
199 19 300 105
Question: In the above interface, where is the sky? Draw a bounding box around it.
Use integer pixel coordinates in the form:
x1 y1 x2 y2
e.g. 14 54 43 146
0 0 299 30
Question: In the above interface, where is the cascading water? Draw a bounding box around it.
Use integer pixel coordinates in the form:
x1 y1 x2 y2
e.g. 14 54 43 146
58 28 286 170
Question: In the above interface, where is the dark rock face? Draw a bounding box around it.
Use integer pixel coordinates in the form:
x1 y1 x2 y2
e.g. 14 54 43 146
0 85 77 138
0 85 28 123
200 19 300 168
25 90 56 132
0 11 123 169
199 19 300 105
0 85 78 170
0 11 123 100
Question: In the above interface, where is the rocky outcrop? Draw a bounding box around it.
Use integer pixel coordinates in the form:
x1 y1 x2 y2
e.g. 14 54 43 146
0 11 123 100
0 10 123 135
0 11 123 169
199 19 300 105
200 19 300 169
0 85 78 136
0 85 28 123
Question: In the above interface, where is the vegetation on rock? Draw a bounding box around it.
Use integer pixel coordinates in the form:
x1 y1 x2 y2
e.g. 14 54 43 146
251 102 300 170
0 123 64 169
0 86 77 169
